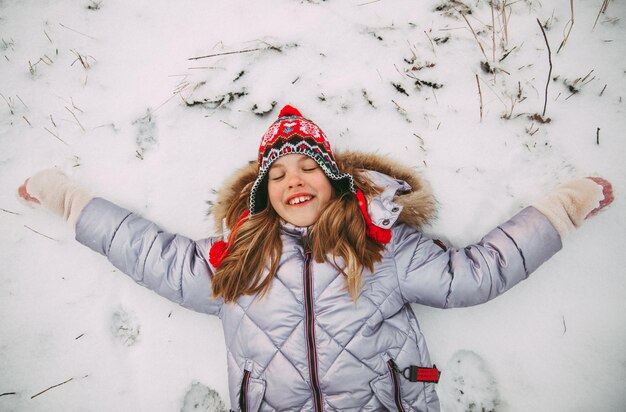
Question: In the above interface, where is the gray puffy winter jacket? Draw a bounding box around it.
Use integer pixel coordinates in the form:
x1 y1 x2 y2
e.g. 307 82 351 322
75 154 562 411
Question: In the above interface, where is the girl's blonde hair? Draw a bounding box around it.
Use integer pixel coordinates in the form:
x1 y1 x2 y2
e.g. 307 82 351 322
211 171 385 303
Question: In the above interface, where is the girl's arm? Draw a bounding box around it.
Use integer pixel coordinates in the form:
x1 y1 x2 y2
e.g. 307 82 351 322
19 169 223 316
393 177 613 308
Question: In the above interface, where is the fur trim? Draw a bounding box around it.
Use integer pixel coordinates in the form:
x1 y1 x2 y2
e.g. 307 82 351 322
210 151 436 233
336 151 436 229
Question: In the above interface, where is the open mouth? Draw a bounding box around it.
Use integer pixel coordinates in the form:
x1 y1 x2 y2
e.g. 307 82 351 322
287 195 313 206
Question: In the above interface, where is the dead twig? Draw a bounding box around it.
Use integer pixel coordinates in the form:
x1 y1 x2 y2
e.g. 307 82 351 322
557 0 574 54
31 378 74 399
65 106 85 131
503 96 517 120
596 127 600 145
592 0 610 31
1 92 15 114
153 91 182 114
499 46 517 62
44 127 68 146
70 98 84 113
22 116 32 126
220 120 237 129
458 10 489 62
189 47 266 61
431 87 439 105
581 69 594 83
1 208 20 215
424 30 436 54
413 133 424 145
476 74 508 111
16 95 28 110
24 225 58 241
526 122 539 136
70 50 95 69
391 99 409 118
501 0 509 47
59 23 96 40
0 392 17 397
476 74 483 122
490 1 496 67
536 18 552 117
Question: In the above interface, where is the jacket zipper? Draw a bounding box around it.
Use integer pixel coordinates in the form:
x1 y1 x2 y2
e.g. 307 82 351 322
387 360 406 412
239 369 250 412
304 249 324 412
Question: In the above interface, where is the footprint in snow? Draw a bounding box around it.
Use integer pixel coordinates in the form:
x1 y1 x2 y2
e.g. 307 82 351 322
439 350 501 412
110 307 140 346
180 382 226 412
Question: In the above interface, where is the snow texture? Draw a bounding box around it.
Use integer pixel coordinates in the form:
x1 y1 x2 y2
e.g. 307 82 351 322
440 350 500 412
180 382 226 412
111 307 141 347
1 0 625 411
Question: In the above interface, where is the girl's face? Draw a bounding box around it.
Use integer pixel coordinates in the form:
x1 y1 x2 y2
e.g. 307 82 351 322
267 154 332 227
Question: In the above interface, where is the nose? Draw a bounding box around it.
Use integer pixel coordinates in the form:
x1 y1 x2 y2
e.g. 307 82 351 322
286 172 304 188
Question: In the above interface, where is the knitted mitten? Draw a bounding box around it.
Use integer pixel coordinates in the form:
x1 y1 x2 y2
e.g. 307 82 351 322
18 169 93 229
532 177 614 239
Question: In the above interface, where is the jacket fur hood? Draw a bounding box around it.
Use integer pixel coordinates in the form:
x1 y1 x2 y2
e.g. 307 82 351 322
211 151 436 232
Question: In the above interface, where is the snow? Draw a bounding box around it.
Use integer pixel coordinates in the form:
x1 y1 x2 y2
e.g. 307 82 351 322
1 0 625 410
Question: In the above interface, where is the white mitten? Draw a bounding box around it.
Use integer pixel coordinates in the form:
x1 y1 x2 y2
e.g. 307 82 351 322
18 169 93 230
532 177 613 239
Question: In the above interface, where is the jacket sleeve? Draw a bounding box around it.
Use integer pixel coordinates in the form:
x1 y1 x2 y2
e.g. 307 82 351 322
75 197 223 316
393 206 562 308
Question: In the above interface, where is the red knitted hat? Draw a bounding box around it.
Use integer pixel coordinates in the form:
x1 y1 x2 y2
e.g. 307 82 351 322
249 105 355 214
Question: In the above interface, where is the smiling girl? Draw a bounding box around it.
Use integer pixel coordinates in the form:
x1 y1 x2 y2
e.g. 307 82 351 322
19 105 613 411
268 155 332 227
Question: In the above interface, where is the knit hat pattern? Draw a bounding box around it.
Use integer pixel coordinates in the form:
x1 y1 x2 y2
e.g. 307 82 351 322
249 105 355 214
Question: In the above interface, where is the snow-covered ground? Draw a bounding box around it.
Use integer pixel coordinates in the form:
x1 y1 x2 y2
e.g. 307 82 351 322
1 0 625 410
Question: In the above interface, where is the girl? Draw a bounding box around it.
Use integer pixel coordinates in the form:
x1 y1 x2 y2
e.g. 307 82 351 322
19 105 613 411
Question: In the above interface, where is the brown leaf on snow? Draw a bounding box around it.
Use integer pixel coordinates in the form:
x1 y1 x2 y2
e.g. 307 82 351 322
530 113 552 123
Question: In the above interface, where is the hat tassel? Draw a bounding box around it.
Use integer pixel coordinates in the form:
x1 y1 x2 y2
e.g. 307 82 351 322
209 210 250 268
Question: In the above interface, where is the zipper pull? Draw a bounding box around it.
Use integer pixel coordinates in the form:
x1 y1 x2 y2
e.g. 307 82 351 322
388 359 401 374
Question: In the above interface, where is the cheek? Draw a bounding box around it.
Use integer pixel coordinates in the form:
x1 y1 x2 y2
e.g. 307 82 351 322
267 182 283 210
315 176 333 205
